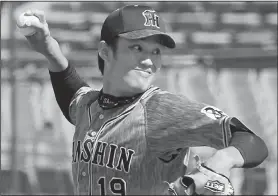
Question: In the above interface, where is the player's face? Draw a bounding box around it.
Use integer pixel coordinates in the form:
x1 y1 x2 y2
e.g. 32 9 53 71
105 36 164 96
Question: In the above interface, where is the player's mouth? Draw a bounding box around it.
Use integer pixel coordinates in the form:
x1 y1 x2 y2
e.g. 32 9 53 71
134 68 152 75
135 69 152 78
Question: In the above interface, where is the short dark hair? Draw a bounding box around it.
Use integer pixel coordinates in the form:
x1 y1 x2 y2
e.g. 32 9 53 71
98 37 119 75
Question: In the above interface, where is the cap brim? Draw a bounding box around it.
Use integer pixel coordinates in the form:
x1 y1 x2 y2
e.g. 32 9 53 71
119 29 176 48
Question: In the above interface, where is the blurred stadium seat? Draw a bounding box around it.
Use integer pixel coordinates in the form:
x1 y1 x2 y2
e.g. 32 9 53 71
241 168 267 195
217 69 264 131
0 170 32 194
177 66 215 105
61 170 75 194
35 168 74 194
2 1 276 69
248 68 277 161
2 1 276 62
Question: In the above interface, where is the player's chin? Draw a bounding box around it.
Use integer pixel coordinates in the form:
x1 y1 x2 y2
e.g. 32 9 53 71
125 79 153 94
130 83 150 94
125 73 153 89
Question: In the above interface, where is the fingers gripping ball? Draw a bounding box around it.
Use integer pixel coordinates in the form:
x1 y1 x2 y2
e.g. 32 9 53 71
16 12 40 36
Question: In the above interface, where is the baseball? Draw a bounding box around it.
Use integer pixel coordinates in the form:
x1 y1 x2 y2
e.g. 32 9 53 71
16 13 40 36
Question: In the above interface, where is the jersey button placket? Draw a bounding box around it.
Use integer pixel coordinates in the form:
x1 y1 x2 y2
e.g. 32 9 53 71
99 114 104 119
88 130 96 138
79 170 89 194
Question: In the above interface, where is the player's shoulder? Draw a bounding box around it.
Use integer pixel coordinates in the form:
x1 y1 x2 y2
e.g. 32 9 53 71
145 90 206 113
143 89 231 122
73 86 100 108
140 89 207 125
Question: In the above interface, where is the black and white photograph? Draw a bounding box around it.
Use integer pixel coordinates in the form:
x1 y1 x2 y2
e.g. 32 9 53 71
1 1 277 195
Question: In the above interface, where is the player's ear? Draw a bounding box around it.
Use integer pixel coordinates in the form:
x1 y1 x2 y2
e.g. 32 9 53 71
98 41 110 63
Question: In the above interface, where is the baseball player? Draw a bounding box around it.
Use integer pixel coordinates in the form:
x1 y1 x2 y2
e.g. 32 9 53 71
21 4 268 195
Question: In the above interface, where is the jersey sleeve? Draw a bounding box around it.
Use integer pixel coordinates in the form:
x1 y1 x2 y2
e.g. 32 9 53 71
144 92 233 155
49 63 100 126
68 86 98 125
49 63 89 124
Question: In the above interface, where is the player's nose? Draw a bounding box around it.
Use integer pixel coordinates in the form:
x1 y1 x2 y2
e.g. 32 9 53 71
140 58 153 67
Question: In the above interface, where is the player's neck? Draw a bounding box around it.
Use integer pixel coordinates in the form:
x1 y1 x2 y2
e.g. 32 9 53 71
102 82 136 98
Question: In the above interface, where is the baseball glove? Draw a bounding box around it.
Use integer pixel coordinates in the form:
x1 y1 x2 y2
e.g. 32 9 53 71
165 155 234 195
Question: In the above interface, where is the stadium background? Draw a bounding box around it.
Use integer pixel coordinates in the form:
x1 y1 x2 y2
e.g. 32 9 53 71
1 1 277 195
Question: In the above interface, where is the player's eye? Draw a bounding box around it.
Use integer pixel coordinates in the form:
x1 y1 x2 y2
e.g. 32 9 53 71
129 45 142 52
152 48 161 55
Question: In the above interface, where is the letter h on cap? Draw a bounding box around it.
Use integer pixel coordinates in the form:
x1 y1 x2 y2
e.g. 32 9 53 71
142 10 160 28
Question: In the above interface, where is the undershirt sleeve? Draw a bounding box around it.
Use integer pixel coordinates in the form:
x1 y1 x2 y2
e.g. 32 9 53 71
49 63 89 123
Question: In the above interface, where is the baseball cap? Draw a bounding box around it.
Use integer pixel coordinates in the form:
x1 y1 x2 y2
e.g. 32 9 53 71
100 4 176 48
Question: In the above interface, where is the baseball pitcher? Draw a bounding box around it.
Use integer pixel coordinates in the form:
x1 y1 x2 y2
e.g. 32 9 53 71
19 4 268 195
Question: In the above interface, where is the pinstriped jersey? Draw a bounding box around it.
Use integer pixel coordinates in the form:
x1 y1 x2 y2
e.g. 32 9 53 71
69 85 233 195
